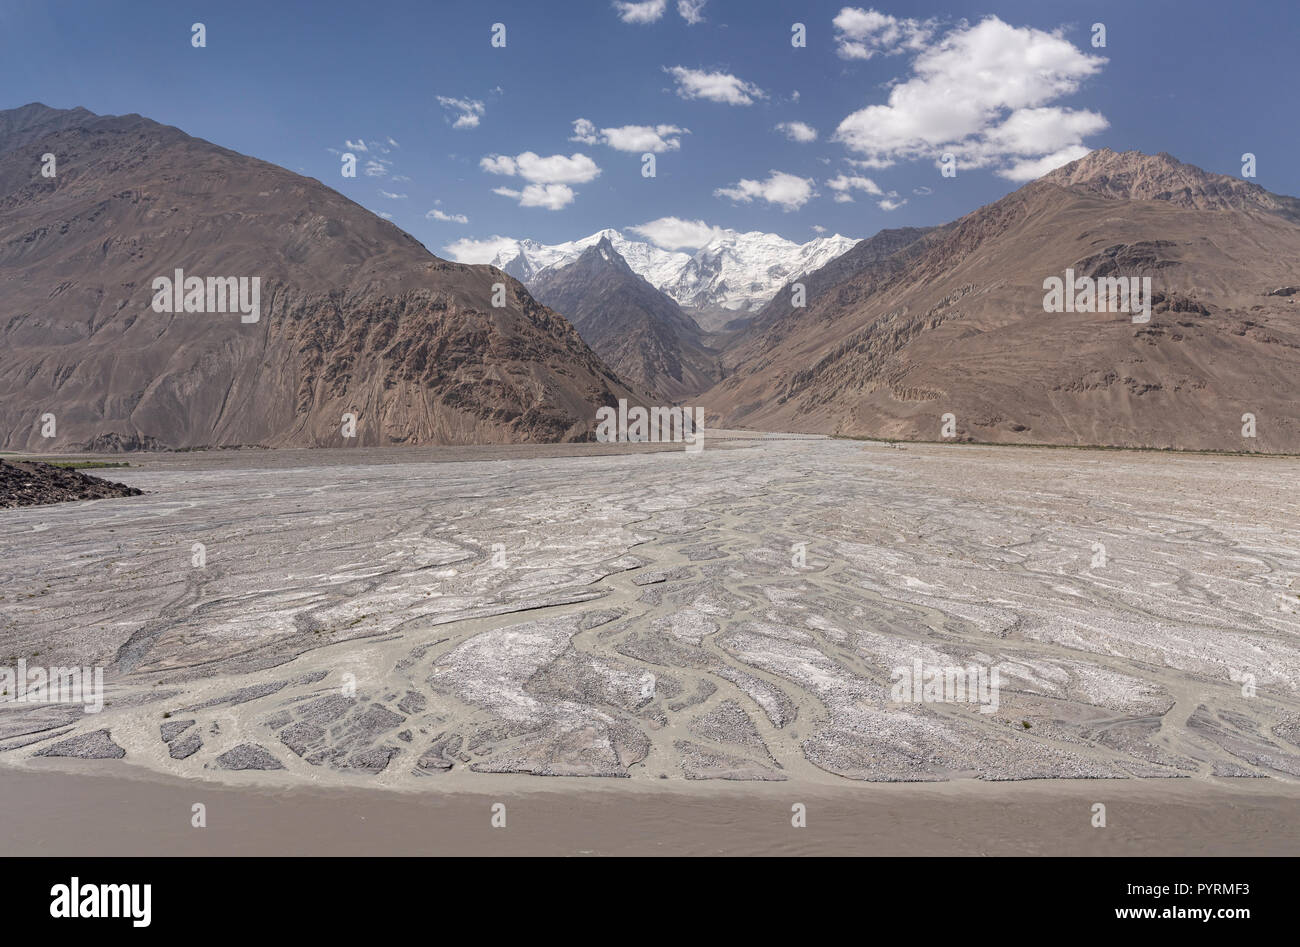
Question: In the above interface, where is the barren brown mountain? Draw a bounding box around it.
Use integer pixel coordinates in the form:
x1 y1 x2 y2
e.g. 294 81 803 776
705 149 1300 452
0 104 638 450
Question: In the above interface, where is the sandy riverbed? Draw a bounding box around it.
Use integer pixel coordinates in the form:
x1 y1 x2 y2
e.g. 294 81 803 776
2 435 1298 852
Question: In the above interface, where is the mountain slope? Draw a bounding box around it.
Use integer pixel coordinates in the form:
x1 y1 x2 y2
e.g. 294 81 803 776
528 236 719 401
703 149 1300 452
0 104 638 450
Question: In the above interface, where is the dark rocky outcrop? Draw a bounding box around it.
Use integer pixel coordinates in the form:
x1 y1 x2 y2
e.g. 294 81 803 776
0 459 142 508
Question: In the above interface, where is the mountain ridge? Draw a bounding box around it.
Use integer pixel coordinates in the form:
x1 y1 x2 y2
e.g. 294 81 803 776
487 227 859 315
0 103 641 450
528 235 720 401
701 148 1300 452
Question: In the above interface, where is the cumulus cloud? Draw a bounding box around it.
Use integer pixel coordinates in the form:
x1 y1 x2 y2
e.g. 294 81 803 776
826 173 883 202
811 224 828 233
569 118 599 145
878 197 907 211
481 151 599 210
437 96 486 129
714 170 816 211
983 106 1110 155
443 235 519 263
677 0 706 24
492 184 577 210
833 7 936 60
426 209 469 224
665 66 766 105
998 145 1093 182
775 121 818 143
479 154 517 176
338 138 404 180
570 118 689 153
628 216 727 250
480 151 601 185
614 0 666 23
832 16 1108 179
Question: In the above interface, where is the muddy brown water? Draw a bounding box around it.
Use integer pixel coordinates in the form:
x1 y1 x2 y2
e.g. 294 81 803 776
3 762 1297 856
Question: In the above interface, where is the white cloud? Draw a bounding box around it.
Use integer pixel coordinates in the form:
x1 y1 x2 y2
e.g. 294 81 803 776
570 118 688 152
614 0 666 23
480 151 601 185
344 139 367 152
443 235 519 264
437 96 486 129
378 190 407 199
677 0 706 24
378 212 394 220
811 224 828 233
426 209 469 224
714 170 816 211
832 16 1108 177
628 216 727 249
492 183 577 210
878 197 907 211
844 155 894 170
833 7 936 60
480 154 517 176
665 66 766 105
826 173 883 202
982 107 1108 158
363 160 390 177
569 118 599 145
997 145 1092 182
605 125 687 152
614 0 707 25
775 121 818 143
387 137 400 148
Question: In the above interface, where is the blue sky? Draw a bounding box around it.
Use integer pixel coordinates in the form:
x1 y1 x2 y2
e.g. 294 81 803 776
2 0 1297 260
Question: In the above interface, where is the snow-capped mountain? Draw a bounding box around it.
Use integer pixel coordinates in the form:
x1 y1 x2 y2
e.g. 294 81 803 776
487 228 859 312
491 229 689 291
529 235 720 401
